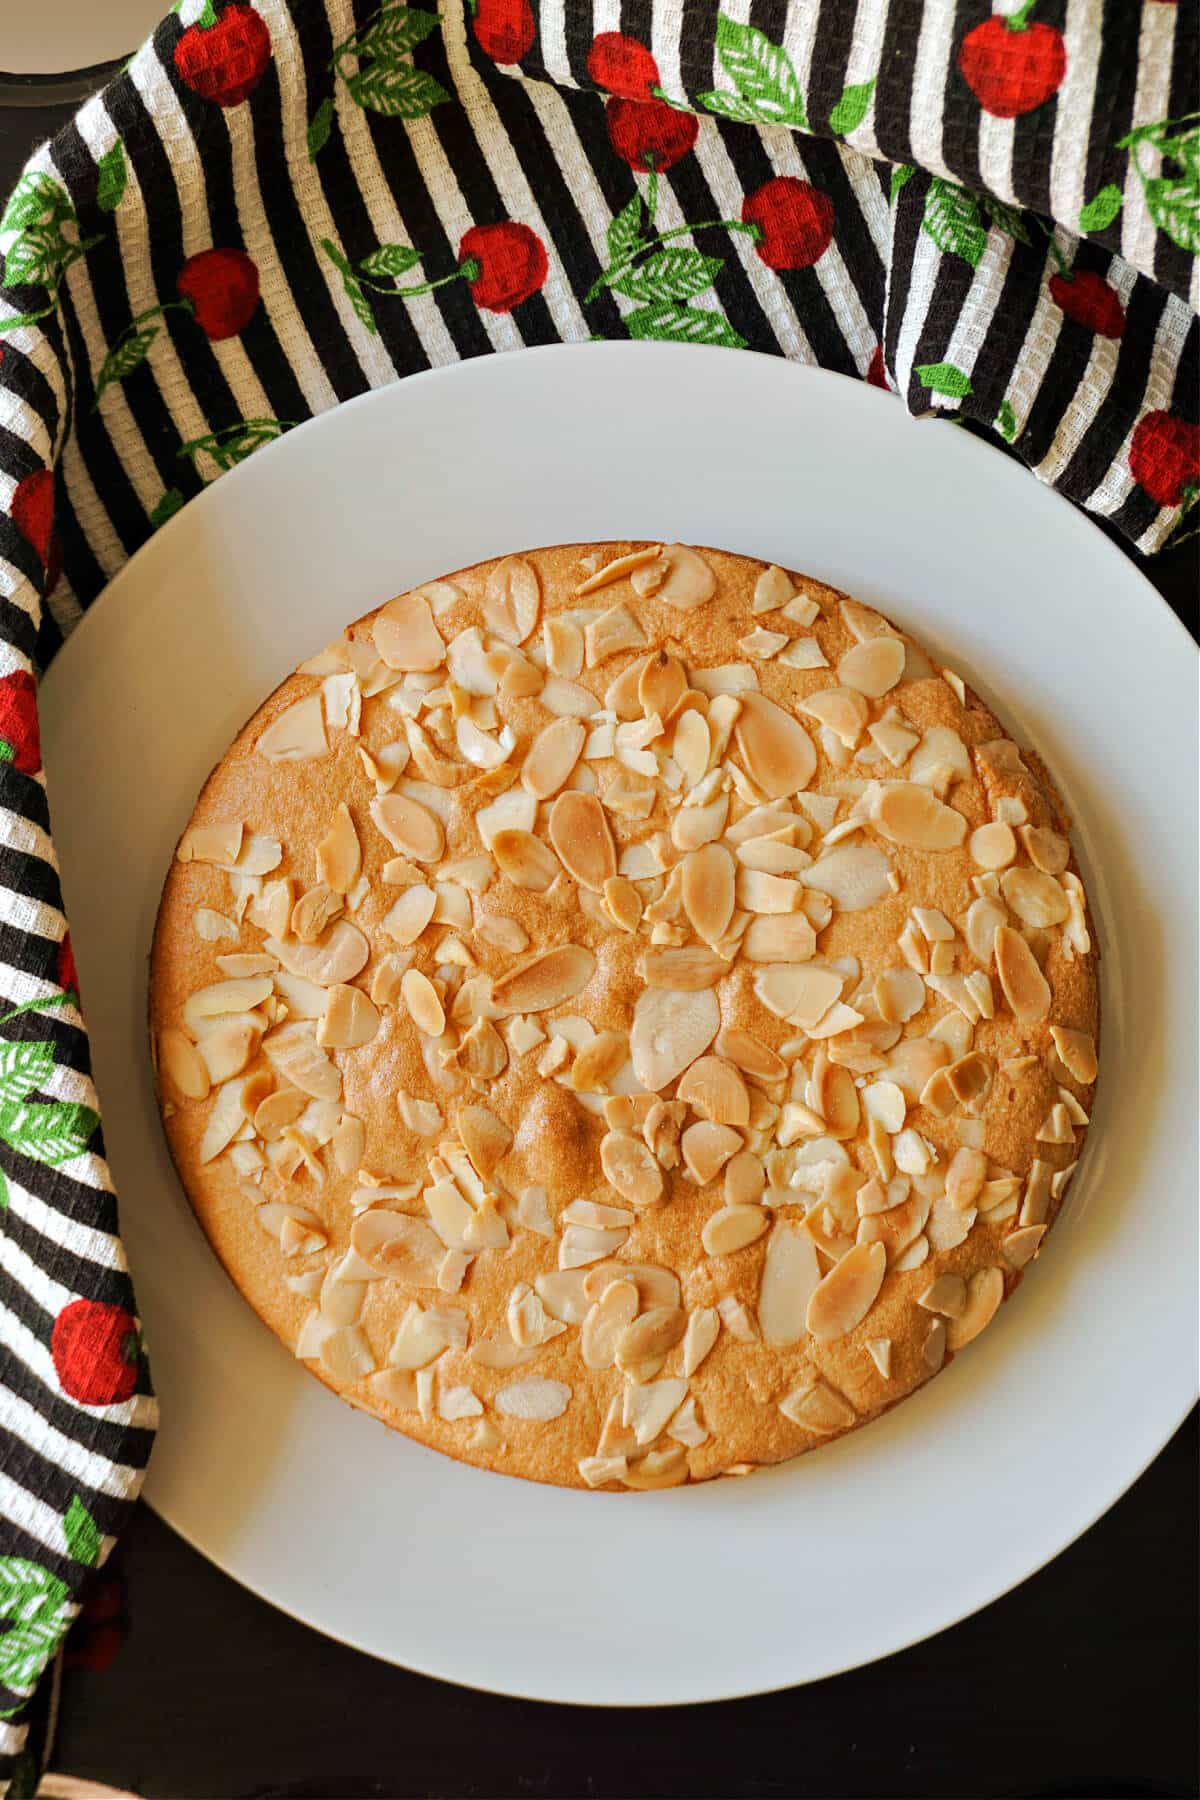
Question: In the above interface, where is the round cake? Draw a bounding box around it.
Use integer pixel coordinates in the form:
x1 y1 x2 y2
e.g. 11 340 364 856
150 542 1100 1490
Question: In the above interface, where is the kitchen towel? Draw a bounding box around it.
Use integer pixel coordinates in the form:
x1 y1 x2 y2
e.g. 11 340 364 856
0 0 1195 1785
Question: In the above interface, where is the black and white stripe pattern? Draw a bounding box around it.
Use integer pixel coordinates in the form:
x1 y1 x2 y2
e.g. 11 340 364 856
0 0 1195 1776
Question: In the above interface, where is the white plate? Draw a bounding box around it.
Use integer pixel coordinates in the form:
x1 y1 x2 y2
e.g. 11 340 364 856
39 346 1198 1705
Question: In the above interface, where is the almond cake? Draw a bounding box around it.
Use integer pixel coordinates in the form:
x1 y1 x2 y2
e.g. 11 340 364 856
150 542 1100 1490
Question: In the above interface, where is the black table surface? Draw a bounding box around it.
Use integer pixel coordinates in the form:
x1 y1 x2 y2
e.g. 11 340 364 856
3 69 1198 1800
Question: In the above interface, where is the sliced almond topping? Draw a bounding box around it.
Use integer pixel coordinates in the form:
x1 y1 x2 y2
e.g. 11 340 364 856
676 1056 750 1127
457 1102 512 1179
581 1279 640 1369
585 601 646 667
685 1124 745 1187
1050 1025 1098 1085
837 635 905 698
946 1266 1004 1348
800 844 892 912
1003 1223 1046 1268
569 1029 627 1093
806 1240 886 1340
917 1273 967 1318
350 1210 443 1283
543 616 584 679
922 1318 947 1372
994 926 1051 1025
1019 824 1070 875
1000 867 1070 928
630 543 714 608
872 783 966 851
615 1305 687 1370
798 686 869 748
159 1026 210 1101
672 708 711 787
370 794 444 863
483 556 541 645
373 593 445 672
380 884 437 947
629 984 720 1092
177 820 244 865
753 564 795 613
603 875 643 933
573 544 663 596
494 1377 570 1421
491 944 595 1014
399 969 444 1037
522 717 586 800
724 1149 765 1206
866 1337 892 1378
754 963 842 1028
311 803 359 893
946 1145 987 1211
641 946 727 990
600 1130 664 1207
759 1222 821 1347
252 1086 309 1141
681 843 735 947
256 694 327 762
491 828 559 893
548 791 616 892
779 1379 855 1434
183 976 273 1028
290 883 343 946
812 1057 861 1139
969 822 1016 870
318 983 381 1049
734 692 816 799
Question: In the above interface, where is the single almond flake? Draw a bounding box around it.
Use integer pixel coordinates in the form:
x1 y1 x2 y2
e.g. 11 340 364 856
492 828 559 893
370 793 444 863
798 686 869 748
312 803 360 894
641 946 727 990
866 1337 892 1379
922 1317 947 1373
630 985 720 1091
753 564 795 613
483 556 541 646
1050 1025 1098 1085
1000 866 1070 929
522 717 586 799
946 1144 987 1211
724 1149 765 1204
630 543 714 608
603 875 643 933
1019 824 1070 875
779 1379 855 1435
267 921 370 988
548 791 616 892
946 1266 1004 1348
681 843 736 946
754 963 842 1029
759 1222 821 1346
159 1027 210 1101
372 593 445 672
573 545 662 596
969 822 1016 870
256 694 327 762
917 1272 967 1318
814 1057 861 1139
800 844 892 912
994 926 1051 1025
872 783 966 851
676 1055 750 1127
193 906 238 943
715 1026 786 1084
317 983 380 1049
615 1305 688 1370
684 1123 745 1186
177 820 244 866
733 692 816 799
494 1376 572 1422
585 601 646 667
457 1102 512 1178
491 944 595 1014
837 635 905 698
600 1130 664 1207
380 884 437 947
399 968 444 1037
581 1279 640 1369
1003 1223 1046 1268
806 1240 887 1340
544 616 584 679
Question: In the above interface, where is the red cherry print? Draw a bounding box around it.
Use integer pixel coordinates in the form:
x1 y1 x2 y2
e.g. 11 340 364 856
58 932 80 1002
1128 412 1200 508
52 1299 140 1406
472 0 535 63
11 468 54 567
958 16 1066 120
0 670 40 776
174 3 272 108
177 248 260 340
587 32 661 101
742 178 835 271
866 345 889 389
458 222 548 313
605 98 698 174
1048 270 1125 339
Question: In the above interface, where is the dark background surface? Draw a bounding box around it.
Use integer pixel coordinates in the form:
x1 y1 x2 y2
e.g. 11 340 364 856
3 69 1198 1800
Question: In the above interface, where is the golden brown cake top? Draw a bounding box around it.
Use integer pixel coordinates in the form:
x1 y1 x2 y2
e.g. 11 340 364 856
151 542 1099 1490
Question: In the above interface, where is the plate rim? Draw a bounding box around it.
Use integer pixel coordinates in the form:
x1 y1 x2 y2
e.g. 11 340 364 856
39 344 1199 1706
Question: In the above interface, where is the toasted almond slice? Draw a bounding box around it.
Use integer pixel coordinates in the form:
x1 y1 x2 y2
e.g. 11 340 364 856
918 1273 967 1318
1050 1025 1098 1084
600 1131 664 1207
754 963 842 1029
183 977 273 1029
193 907 239 943
1003 1223 1046 1268
373 593 445 671
872 783 966 851
799 844 892 912
681 843 735 947
681 1116 742 1185
946 1145 987 1210
491 944 595 1014
398 969 443 1037
522 717 586 799
630 986 720 1091
676 1055 750 1127
615 1305 687 1370
1000 867 1070 928
753 565 795 613
946 1266 1004 1347
318 983 380 1049
573 544 663 596
370 794 444 863
585 601 646 667
159 1026 210 1101
570 1029 627 1093
603 875 643 933
262 1027 341 1102
630 543 714 608
291 883 343 946
779 1379 855 1434
253 1086 308 1141
714 1026 786 1084
759 1222 821 1346
837 635 905 698
256 694 327 762
549 791 616 892
492 1376 570 1421
267 921 370 987
177 820 243 865
994 926 1051 1025
380 884 437 946
315 803 361 893
1019 824 1070 875
741 913 818 964
798 686 869 748
806 1240 886 1340
491 828 559 893
483 556 540 646
641 946 727 990
813 1057 860 1139
969 822 1016 870
581 1279 640 1369
733 692 816 799
724 1149 765 1205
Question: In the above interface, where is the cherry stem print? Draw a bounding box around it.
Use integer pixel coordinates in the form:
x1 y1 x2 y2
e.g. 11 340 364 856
1006 0 1040 29
321 223 548 331
583 170 757 308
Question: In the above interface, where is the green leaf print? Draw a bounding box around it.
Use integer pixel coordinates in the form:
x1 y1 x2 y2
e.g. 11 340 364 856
96 144 127 214
606 195 644 268
178 418 296 475
698 15 807 130
353 4 441 60
149 488 185 528
345 63 450 118
625 302 746 349
93 325 159 404
0 1099 100 1167
610 249 724 304
890 163 915 204
828 79 874 136
984 197 1033 245
4 226 70 291
916 361 973 399
306 96 334 162
0 1041 55 1106
320 238 378 334
359 242 423 279
1120 115 1200 253
0 1557 70 1696
922 178 987 268
0 172 74 237
1078 183 1123 233
996 399 1017 442
63 1496 101 1568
